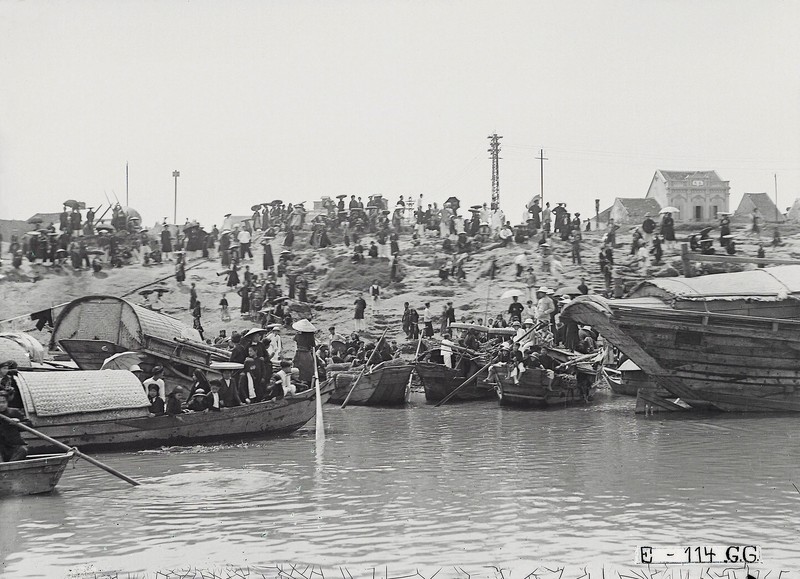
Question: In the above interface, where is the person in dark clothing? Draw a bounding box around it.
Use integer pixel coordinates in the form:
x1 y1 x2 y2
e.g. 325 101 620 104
508 296 524 323
165 388 187 415
229 333 248 363
0 361 22 409
147 384 165 415
0 392 29 462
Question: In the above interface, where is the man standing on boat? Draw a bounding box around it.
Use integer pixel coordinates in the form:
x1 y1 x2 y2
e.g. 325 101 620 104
0 392 28 462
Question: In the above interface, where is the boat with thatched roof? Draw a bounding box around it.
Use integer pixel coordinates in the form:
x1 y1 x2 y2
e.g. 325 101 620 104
561 266 800 412
15 370 329 452
51 295 229 390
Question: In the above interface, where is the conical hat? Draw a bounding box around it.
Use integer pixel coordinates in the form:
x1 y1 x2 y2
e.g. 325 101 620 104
292 319 317 332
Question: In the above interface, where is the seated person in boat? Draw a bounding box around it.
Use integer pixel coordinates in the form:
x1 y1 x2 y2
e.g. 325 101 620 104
142 365 166 401
0 360 22 409
0 391 28 462
204 381 224 411
237 359 259 404
218 369 241 407
275 360 296 397
166 387 189 415
187 388 208 411
147 384 166 416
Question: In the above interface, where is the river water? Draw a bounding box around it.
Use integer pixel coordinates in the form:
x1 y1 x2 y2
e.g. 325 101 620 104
2 392 799 577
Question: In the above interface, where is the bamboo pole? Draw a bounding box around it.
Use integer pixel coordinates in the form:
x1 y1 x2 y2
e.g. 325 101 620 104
0 414 140 486
340 328 389 409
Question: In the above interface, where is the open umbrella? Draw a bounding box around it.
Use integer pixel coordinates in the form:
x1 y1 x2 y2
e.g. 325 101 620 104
659 206 680 214
100 351 143 371
242 328 269 341
27 217 44 224
63 200 81 210
271 200 283 206
553 286 582 296
500 289 525 300
250 204 262 211
336 194 347 199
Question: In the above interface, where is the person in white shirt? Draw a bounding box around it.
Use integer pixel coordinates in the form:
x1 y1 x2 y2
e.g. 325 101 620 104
514 252 529 277
238 228 253 259
535 287 555 324
422 303 434 338
142 366 166 401
440 333 455 369
267 327 283 360
276 360 296 397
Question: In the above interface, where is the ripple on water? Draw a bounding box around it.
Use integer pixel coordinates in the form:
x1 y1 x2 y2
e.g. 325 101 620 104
4 403 800 574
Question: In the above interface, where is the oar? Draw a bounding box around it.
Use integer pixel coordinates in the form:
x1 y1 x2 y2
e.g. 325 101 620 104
434 358 496 407
313 346 325 442
0 414 141 487
341 328 388 409
405 335 423 402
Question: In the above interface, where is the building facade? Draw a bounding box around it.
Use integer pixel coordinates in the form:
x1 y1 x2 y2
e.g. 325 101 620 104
646 170 730 223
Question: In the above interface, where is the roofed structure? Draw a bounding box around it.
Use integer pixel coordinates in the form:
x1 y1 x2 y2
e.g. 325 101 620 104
734 192 783 222
599 198 661 225
646 170 730 222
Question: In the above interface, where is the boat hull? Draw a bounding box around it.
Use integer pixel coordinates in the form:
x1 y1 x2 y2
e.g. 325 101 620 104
489 367 593 408
22 389 328 452
416 362 495 402
0 451 74 495
564 296 800 412
328 362 414 406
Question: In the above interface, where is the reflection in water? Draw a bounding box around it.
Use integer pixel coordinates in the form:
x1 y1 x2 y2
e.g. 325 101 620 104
3 396 800 576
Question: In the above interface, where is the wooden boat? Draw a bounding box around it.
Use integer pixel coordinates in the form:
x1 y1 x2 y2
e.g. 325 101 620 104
415 348 495 402
562 266 800 412
0 450 75 496
51 295 230 391
488 366 596 407
16 369 331 452
327 360 414 406
602 359 656 396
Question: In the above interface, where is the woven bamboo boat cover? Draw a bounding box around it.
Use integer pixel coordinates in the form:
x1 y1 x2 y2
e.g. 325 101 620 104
0 339 30 366
17 370 149 417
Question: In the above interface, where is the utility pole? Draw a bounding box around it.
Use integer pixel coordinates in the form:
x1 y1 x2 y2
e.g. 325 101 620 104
172 170 180 225
775 173 779 222
536 149 548 206
487 134 502 209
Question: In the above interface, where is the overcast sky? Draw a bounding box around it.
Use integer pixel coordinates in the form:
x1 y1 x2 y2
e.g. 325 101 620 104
1 1 798 227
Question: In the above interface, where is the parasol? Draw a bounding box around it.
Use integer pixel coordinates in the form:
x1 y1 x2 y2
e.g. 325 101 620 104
63 199 81 210
500 289 525 300
100 351 143 371
271 200 283 206
336 194 347 199
209 361 245 371
27 217 44 224
251 204 263 211
242 328 269 340
659 206 679 214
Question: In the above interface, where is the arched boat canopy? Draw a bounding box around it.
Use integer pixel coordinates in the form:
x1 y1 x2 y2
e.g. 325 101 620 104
629 265 800 302
17 369 149 427
52 295 200 350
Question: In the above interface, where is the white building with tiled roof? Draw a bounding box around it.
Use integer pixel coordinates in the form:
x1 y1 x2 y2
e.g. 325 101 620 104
646 170 730 223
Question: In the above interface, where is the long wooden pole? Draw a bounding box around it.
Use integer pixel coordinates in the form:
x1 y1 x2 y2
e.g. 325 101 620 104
340 328 388 409
313 346 324 442
0 414 140 486
434 325 537 407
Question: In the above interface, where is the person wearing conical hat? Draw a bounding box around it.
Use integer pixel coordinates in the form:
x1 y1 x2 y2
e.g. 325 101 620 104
292 318 317 386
